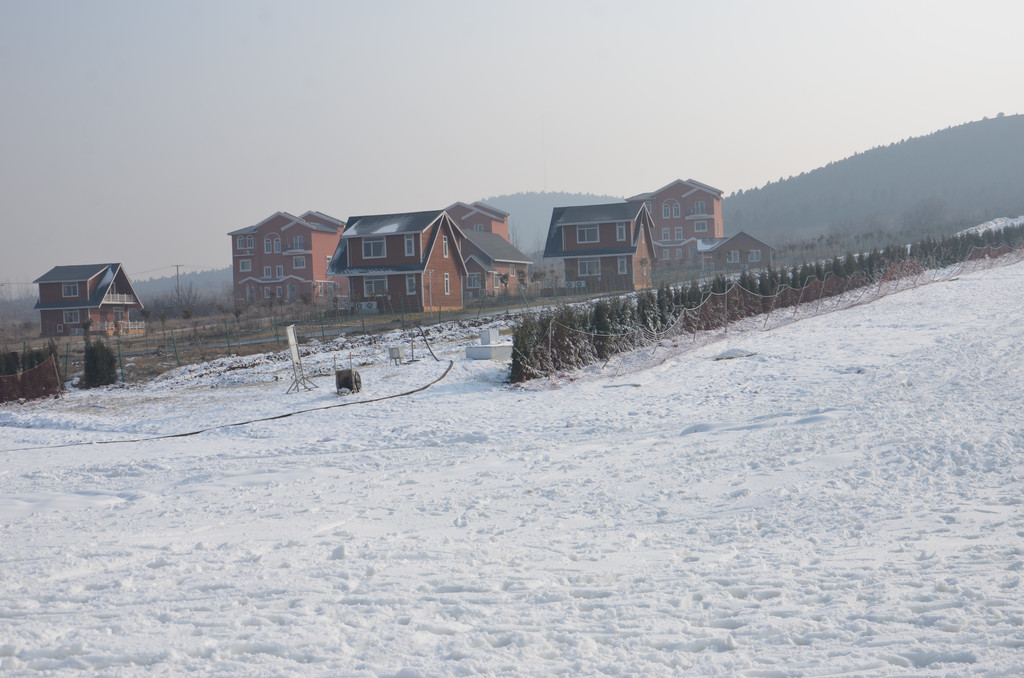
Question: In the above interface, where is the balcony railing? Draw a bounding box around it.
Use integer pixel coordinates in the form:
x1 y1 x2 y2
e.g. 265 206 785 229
103 293 137 304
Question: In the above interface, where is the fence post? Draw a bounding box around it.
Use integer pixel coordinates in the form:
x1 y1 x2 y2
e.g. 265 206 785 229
320 313 326 342
64 342 70 382
360 305 366 335
117 336 125 383
171 330 180 366
224 318 232 354
274 317 281 346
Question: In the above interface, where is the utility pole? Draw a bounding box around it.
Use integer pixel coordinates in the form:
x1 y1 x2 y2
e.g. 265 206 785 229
174 264 183 296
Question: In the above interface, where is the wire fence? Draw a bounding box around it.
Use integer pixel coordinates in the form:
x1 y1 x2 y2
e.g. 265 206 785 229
510 242 1024 383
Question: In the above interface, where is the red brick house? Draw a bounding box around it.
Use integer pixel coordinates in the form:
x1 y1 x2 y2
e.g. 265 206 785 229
629 179 725 263
542 201 657 293
228 211 346 308
696 232 774 273
461 231 532 298
327 210 467 313
445 201 511 241
34 263 144 337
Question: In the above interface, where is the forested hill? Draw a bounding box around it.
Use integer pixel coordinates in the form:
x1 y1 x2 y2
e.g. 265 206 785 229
723 114 1024 243
479 191 622 256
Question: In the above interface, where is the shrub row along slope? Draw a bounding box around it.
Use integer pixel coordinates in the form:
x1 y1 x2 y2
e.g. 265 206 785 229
510 222 1024 383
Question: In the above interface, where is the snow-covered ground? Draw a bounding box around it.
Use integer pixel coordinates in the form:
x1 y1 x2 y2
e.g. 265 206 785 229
2 259 1023 676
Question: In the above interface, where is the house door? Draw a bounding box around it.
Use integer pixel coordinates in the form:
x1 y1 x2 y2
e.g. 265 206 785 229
287 283 297 302
114 307 125 322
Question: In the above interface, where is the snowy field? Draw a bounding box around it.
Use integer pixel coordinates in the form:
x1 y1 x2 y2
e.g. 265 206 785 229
2 260 1024 676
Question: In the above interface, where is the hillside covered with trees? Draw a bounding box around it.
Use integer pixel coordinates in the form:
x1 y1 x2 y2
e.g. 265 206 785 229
723 114 1024 244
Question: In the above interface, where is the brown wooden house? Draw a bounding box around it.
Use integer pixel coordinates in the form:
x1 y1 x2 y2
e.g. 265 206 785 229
34 263 144 337
327 210 467 313
542 201 657 293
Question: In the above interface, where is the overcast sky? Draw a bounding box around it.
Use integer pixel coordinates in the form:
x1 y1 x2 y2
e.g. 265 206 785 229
2 0 1023 287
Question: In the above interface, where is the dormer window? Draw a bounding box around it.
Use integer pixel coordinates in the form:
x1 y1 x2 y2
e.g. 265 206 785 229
577 225 599 243
62 282 78 297
363 238 386 259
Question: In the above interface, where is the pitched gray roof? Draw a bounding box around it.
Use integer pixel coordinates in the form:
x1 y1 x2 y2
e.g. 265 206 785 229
33 263 117 284
341 210 444 238
463 231 532 264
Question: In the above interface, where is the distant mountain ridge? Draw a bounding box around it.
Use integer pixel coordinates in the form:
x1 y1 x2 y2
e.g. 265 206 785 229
480 115 1024 256
723 114 1024 243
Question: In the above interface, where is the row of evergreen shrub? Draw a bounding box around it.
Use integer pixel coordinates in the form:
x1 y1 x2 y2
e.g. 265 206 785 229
0 339 60 377
509 222 1024 383
0 338 118 388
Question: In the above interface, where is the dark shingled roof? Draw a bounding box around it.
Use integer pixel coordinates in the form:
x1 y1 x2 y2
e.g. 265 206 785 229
33 264 116 284
341 210 444 238
463 231 532 264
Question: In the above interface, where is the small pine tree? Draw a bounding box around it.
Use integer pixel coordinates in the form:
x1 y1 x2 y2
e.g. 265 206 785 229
1 349 19 376
83 339 117 387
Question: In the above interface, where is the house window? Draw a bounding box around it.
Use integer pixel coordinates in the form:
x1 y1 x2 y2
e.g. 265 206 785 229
363 238 385 259
675 227 683 240
264 287 271 299
236 236 244 249
292 235 304 251
264 238 272 254
317 282 324 296
406 274 417 295
672 202 681 218
263 266 271 279
247 286 255 302
326 255 333 270
63 309 80 324
239 260 252 272
405 234 415 257
748 250 762 263
662 203 671 219
287 283 297 300
694 200 706 215
694 221 708 233
661 228 670 240
617 256 628 275
675 248 683 260
62 282 78 297
246 235 254 249
293 256 306 269
508 264 516 277
276 286 282 298
444 273 450 295
474 224 483 232
443 236 449 258
466 272 481 288
578 258 600 276
727 250 740 264
577 225 599 244
616 223 626 241
364 277 387 296
276 265 284 277
273 238 281 254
